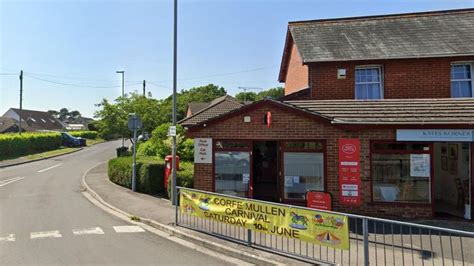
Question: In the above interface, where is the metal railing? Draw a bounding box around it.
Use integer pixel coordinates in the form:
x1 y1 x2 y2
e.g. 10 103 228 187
176 187 474 265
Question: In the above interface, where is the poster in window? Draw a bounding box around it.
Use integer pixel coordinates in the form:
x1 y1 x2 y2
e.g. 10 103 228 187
410 154 430 177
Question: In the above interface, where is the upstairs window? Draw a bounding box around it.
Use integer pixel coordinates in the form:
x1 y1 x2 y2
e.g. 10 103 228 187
355 66 383 100
451 64 472 98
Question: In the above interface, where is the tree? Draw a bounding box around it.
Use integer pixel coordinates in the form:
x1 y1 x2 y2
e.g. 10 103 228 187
58 108 70 121
156 84 226 125
68 110 81 119
235 92 257 102
94 92 161 139
235 87 284 103
47 110 59 119
257 87 284 100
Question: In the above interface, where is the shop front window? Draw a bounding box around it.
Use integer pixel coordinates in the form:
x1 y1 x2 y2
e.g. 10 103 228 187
215 151 250 197
283 152 324 200
372 143 431 203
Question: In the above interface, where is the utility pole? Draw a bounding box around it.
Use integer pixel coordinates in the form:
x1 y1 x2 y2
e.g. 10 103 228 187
19 70 23 135
172 0 178 216
116 70 125 147
143 80 146 97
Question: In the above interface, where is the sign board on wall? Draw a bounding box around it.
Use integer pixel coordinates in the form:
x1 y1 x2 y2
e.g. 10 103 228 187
194 138 212 164
397 129 474 142
338 138 361 206
307 191 332 211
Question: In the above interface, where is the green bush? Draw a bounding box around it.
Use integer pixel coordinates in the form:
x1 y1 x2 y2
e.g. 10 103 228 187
141 123 194 161
136 141 157 157
167 161 194 198
69 131 98 139
0 132 62 159
108 156 165 195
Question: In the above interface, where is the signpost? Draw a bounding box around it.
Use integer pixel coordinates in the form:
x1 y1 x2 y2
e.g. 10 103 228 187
338 138 361 206
128 113 142 192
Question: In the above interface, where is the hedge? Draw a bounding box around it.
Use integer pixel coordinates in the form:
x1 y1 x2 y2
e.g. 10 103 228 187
108 156 165 195
0 132 62 158
69 131 98 139
167 161 194 198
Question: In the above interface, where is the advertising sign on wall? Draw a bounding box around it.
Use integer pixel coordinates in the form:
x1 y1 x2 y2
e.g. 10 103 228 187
338 138 361 205
194 138 212 164
180 188 349 250
306 191 332 211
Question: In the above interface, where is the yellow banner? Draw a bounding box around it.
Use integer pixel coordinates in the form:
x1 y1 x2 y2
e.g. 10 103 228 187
180 189 349 250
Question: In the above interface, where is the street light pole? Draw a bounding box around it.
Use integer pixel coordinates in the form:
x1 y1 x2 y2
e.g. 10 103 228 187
172 0 178 214
116 70 125 147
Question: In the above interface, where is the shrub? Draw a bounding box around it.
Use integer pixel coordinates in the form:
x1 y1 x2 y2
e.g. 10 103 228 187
136 140 157 157
167 161 194 198
69 131 98 139
0 132 62 159
108 156 165 195
143 123 194 161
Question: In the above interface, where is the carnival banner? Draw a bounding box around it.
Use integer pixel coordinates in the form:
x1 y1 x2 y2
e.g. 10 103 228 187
179 188 349 250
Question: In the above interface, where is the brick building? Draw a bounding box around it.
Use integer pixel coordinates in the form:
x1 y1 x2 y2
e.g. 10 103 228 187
181 9 474 220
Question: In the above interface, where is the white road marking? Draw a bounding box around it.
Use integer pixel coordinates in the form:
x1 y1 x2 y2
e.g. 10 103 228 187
72 227 104 235
0 234 15 242
113 225 145 233
37 163 63 173
30 230 62 239
0 177 25 187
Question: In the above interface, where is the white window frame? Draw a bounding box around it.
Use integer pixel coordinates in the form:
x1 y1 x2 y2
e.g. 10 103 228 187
451 62 474 98
355 65 384 100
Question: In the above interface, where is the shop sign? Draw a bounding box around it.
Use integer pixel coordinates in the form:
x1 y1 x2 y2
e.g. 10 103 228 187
180 188 349 250
397 129 474 142
338 138 361 206
307 191 332 211
194 138 212 164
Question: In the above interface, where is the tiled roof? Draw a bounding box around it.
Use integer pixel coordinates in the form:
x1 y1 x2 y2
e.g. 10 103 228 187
284 98 474 125
10 108 64 131
186 102 210 117
179 95 243 127
288 8 474 62
0 117 18 133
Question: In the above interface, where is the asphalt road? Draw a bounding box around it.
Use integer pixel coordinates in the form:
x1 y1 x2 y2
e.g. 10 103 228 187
0 140 225 265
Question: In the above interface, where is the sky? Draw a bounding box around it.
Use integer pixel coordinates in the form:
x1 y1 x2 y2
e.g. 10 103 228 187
1 0 472 118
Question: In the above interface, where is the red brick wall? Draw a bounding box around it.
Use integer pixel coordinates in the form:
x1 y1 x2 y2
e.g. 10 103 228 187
284 43 309 95
308 56 474 100
187 102 433 219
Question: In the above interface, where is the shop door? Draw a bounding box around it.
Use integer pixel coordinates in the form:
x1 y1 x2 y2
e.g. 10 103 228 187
252 141 279 202
434 143 471 219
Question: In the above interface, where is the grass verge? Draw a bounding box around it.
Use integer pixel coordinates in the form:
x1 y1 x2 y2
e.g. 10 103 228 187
87 138 105 146
25 147 79 160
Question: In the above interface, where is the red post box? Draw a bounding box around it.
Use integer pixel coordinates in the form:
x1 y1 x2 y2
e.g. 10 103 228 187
164 155 180 190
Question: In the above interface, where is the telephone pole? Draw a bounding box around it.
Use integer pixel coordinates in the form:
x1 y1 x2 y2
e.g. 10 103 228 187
143 80 146 97
19 70 23 135
172 0 178 215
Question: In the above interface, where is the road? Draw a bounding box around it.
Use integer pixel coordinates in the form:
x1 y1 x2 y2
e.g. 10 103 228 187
0 140 225 265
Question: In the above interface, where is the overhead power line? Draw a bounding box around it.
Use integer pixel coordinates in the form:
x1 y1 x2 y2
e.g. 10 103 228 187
24 74 141 89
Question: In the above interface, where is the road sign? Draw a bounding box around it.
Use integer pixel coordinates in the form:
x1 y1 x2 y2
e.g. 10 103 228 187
128 114 142 131
168 126 176 137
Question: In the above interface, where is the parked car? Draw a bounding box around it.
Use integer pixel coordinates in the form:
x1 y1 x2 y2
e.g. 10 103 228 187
61 132 86 147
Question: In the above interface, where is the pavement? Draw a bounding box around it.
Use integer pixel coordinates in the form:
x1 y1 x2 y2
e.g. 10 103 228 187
83 155 310 265
0 140 240 265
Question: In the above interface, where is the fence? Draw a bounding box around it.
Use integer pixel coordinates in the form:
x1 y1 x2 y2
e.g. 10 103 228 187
176 187 474 265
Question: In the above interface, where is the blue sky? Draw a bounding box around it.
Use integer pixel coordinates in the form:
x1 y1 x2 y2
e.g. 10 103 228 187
1 0 472 117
